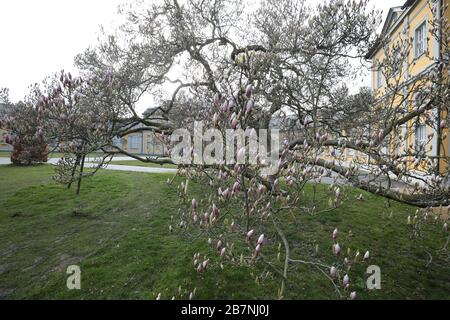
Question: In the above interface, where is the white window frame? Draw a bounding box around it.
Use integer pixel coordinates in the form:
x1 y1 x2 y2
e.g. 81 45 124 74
415 124 427 154
392 45 401 75
377 64 383 88
129 135 140 149
414 21 427 58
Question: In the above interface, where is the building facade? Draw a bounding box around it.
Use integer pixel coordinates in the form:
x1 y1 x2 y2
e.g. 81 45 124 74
366 0 449 174
115 128 168 156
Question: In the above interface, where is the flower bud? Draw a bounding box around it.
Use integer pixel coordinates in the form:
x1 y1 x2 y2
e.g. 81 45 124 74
231 117 239 130
245 84 254 98
363 251 370 261
330 266 337 278
334 243 341 256
350 291 356 300
246 229 255 241
246 100 254 114
332 228 338 241
257 234 265 245
343 274 350 287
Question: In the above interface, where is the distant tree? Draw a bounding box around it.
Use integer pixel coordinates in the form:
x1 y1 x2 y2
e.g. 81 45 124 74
0 86 48 165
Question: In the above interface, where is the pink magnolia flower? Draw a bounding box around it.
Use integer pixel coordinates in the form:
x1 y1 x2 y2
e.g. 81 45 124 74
333 243 341 256
255 244 261 255
220 247 226 258
192 198 197 210
332 228 338 241
221 101 229 113
246 100 254 114
233 181 241 193
330 266 337 278
216 240 223 250
246 229 255 241
257 234 265 245
350 292 357 300
363 251 370 261
343 274 350 287
231 117 239 130
245 84 254 98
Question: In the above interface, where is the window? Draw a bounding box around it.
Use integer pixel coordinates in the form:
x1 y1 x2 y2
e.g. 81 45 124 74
377 65 383 88
129 135 140 149
415 124 427 154
415 22 427 58
392 45 401 75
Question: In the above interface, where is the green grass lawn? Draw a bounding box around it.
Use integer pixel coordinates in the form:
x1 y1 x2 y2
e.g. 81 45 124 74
0 164 449 300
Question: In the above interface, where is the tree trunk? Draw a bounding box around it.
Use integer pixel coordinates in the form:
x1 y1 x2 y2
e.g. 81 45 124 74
76 155 86 195
68 154 81 189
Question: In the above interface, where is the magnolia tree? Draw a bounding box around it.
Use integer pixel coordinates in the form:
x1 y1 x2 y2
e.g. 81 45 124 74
37 70 127 194
9 0 449 298
0 86 48 165
96 0 448 299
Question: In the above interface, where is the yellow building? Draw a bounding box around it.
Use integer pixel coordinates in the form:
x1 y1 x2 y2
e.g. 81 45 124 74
366 0 449 174
116 128 168 156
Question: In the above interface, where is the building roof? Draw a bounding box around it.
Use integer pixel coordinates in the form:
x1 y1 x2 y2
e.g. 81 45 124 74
365 0 419 60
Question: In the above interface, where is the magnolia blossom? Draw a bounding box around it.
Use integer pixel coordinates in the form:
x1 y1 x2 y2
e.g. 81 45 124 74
191 198 197 210
231 117 239 130
332 228 338 241
245 84 254 98
246 229 255 241
333 243 341 256
255 244 261 255
330 266 337 278
363 251 370 261
343 274 350 287
350 292 357 300
257 234 265 245
233 181 241 193
246 100 254 114
220 247 226 258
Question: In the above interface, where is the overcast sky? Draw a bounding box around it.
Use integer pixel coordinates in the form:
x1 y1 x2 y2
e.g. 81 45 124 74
0 0 405 106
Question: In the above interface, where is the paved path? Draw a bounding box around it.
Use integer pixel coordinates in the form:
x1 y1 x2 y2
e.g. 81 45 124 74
0 157 177 174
